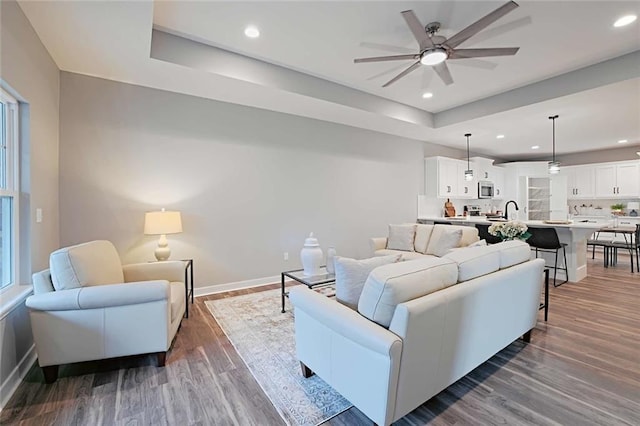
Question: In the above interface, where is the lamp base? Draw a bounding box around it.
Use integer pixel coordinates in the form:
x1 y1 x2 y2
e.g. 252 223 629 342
154 234 171 261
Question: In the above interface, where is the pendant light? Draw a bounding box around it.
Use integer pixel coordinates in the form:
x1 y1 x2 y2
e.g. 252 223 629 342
548 115 560 174
464 133 474 181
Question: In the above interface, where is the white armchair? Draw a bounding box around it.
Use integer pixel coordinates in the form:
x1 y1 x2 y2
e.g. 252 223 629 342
27 240 185 383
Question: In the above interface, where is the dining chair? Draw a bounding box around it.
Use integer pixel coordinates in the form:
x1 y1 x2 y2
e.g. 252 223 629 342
527 227 568 287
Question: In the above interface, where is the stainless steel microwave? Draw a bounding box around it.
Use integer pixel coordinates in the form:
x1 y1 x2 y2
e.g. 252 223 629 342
478 181 494 199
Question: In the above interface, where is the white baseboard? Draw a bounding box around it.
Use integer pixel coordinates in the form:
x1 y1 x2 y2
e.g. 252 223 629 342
194 275 280 297
0 344 36 412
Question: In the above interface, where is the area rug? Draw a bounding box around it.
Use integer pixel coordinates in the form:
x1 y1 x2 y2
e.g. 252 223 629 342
205 288 352 426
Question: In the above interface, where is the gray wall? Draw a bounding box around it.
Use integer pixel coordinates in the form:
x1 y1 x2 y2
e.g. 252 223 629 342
0 0 60 405
59 72 465 289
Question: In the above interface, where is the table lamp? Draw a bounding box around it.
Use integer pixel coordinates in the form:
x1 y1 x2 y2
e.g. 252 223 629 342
627 202 639 217
144 208 183 261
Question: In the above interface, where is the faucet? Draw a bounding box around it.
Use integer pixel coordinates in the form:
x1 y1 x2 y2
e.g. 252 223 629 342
504 200 519 220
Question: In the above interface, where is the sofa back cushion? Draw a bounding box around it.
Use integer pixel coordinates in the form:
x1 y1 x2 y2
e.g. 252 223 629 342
386 224 416 251
425 226 463 257
413 224 434 254
443 245 501 282
358 257 458 327
335 255 401 309
50 240 124 291
491 240 532 268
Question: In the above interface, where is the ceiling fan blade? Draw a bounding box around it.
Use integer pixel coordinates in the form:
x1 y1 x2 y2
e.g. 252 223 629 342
401 10 434 51
467 16 532 45
448 58 497 70
366 62 411 81
449 47 519 58
444 1 519 49
354 54 419 63
382 61 422 87
433 62 454 86
359 42 415 54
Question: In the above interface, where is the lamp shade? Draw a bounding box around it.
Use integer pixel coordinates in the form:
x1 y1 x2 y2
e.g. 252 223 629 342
144 210 182 235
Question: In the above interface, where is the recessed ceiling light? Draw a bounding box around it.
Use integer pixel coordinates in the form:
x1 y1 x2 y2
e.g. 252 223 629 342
531 145 540 150
244 26 260 38
422 92 433 99
618 139 628 144
496 134 505 139
614 15 637 27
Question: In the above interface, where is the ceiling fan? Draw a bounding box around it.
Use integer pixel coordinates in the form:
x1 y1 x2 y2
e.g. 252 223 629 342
354 1 521 87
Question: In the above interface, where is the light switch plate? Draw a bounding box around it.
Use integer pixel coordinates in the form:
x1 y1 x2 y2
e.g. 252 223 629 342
36 208 43 223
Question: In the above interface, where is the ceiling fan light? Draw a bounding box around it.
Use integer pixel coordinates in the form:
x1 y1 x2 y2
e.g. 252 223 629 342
420 49 447 66
548 161 561 174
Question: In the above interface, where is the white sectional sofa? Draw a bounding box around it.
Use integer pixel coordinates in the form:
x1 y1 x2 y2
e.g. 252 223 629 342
370 223 480 260
290 240 544 426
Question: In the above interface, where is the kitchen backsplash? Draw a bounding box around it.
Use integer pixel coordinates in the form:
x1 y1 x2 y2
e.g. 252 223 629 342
569 199 640 216
417 195 503 218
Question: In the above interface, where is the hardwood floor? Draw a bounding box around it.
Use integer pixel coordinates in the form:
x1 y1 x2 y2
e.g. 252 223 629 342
2 257 638 425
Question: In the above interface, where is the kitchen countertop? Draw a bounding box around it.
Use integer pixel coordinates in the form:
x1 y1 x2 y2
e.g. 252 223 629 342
417 216 607 230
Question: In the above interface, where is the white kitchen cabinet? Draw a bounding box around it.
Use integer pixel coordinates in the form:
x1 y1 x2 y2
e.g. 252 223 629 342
564 165 595 199
425 157 474 199
594 161 640 198
492 167 505 199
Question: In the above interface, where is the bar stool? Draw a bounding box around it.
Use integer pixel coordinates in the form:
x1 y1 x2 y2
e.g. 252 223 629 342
433 220 452 225
475 223 502 245
527 227 568 287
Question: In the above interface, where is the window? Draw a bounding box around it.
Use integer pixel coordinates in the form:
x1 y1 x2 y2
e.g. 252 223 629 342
0 89 19 290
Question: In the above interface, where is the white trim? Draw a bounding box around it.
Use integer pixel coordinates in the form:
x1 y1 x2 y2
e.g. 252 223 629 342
0 344 36 412
194 275 280 297
0 284 32 321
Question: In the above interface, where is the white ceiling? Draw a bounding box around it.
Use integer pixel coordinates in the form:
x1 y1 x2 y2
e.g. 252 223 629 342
17 0 640 159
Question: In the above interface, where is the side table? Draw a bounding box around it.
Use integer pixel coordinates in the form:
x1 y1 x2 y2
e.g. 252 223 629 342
182 259 194 318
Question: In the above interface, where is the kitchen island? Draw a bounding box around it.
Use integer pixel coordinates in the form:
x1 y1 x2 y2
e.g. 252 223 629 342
418 216 606 282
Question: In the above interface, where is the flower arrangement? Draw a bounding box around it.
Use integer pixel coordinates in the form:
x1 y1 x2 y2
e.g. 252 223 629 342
488 221 531 241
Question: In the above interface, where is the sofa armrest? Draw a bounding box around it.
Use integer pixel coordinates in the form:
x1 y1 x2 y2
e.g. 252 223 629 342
26 280 170 311
123 261 185 283
370 237 388 256
289 286 400 355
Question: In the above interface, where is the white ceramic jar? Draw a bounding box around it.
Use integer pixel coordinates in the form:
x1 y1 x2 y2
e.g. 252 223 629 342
300 233 323 276
326 246 336 275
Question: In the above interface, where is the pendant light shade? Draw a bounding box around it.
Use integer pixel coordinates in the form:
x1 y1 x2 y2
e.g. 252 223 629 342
464 133 474 181
548 115 560 174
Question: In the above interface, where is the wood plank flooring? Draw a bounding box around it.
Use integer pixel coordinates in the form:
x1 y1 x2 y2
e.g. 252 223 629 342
2 257 638 425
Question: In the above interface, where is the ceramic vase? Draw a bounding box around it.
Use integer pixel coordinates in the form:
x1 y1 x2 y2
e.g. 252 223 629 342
326 246 336 275
300 233 323 276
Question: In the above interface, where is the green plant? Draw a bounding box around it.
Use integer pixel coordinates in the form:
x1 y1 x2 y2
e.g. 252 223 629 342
610 203 625 211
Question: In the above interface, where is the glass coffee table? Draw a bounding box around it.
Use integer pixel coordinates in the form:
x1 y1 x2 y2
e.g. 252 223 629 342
281 267 335 313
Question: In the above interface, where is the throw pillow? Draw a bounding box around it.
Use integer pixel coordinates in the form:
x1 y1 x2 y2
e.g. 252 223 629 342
334 255 401 310
426 228 463 257
386 224 416 251
468 239 487 247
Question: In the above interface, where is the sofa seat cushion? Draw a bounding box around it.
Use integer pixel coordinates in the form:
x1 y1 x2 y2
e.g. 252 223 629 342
443 246 501 282
50 240 124 291
335 255 401 309
374 249 427 261
358 257 458 327
386 224 416 251
413 224 435 254
170 281 186 323
491 240 532 268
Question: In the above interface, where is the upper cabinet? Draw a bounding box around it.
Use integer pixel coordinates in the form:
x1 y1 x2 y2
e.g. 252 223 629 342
594 161 640 198
562 165 595 199
425 157 474 199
